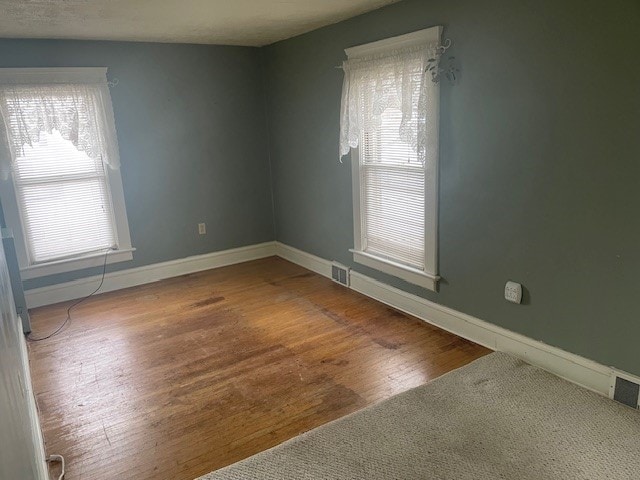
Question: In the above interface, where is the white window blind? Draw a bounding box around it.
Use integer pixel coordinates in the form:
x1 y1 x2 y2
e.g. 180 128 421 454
13 129 116 263
360 60 426 269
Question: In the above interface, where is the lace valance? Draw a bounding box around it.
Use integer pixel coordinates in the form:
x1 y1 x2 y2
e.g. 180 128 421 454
0 69 120 180
339 42 439 162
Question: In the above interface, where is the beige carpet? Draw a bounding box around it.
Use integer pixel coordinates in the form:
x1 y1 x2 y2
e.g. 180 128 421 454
198 352 640 480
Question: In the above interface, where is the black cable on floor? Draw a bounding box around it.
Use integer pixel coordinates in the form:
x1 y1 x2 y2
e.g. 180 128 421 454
26 248 112 342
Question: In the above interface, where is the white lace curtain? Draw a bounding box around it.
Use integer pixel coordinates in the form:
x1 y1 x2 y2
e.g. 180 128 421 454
0 71 120 180
339 42 438 162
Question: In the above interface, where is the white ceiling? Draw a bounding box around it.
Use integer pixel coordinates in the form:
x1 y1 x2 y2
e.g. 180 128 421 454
0 0 402 47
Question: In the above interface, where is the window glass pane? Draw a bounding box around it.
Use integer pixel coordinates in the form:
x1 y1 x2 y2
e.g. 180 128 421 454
13 130 116 263
14 130 103 181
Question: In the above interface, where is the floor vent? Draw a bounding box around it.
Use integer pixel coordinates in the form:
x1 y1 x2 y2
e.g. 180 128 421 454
609 371 640 409
331 262 350 287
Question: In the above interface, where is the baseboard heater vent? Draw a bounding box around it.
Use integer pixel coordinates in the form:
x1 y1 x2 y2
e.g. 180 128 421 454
331 262 350 287
610 371 640 409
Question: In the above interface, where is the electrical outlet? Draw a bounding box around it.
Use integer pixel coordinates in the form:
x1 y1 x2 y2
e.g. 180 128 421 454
504 281 522 304
198 223 206 235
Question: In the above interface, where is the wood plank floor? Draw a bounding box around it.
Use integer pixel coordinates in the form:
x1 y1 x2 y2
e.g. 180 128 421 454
28 257 489 480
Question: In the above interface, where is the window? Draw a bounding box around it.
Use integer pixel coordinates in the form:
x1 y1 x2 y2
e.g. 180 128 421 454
0 68 133 279
340 28 441 290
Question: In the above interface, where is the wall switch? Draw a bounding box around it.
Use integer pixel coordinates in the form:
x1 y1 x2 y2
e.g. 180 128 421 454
198 223 206 235
504 281 522 304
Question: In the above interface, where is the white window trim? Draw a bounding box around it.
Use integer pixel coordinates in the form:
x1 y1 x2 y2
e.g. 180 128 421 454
344 27 441 57
350 249 439 290
347 27 441 291
0 67 134 280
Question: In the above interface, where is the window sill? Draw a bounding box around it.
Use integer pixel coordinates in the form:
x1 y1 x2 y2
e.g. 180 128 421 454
351 249 439 291
20 248 135 280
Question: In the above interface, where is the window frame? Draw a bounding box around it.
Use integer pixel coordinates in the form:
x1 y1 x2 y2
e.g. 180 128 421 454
347 28 441 291
0 67 134 280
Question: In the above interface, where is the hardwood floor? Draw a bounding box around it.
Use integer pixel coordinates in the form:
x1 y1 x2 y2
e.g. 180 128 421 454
28 257 489 480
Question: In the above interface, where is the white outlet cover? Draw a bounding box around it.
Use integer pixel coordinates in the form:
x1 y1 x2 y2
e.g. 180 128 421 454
198 223 206 235
504 281 522 304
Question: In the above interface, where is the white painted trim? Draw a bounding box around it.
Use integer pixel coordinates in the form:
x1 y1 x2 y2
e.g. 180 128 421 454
25 242 277 308
350 149 363 254
426 56 440 278
17 318 48 479
24 239 619 398
274 242 615 397
105 160 134 260
351 249 438 291
348 271 612 396
0 178 27 270
20 248 135 280
275 242 332 278
345 26 442 58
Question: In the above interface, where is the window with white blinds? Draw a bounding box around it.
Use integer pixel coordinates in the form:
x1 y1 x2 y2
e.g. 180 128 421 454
343 28 441 290
14 130 117 263
361 97 426 270
0 68 133 279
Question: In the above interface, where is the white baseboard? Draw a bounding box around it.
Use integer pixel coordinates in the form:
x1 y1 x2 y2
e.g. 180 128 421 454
275 242 333 278
274 242 613 396
25 242 277 309
24 239 615 397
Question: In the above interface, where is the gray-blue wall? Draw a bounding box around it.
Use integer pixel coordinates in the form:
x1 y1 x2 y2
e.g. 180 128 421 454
262 0 640 374
2 0 639 376
0 39 275 290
